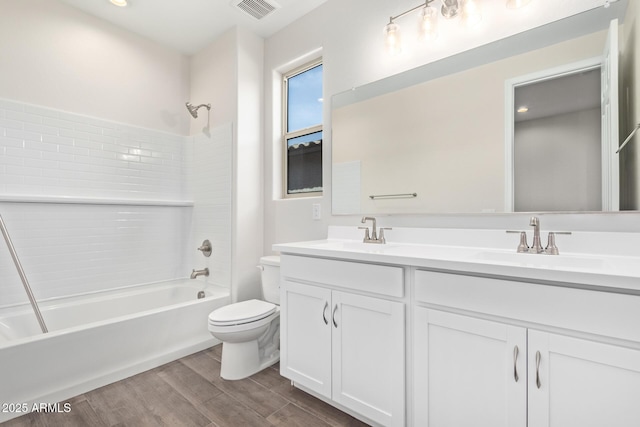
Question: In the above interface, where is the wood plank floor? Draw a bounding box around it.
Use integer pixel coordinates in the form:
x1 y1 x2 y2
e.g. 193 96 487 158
3 344 370 427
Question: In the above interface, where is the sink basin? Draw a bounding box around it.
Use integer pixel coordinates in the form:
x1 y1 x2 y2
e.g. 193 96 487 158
472 251 609 271
306 240 398 253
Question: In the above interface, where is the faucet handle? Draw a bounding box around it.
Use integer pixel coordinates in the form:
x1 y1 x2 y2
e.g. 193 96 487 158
545 231 572 255
358 226 371 242
379 227 392 244
506 230 529 253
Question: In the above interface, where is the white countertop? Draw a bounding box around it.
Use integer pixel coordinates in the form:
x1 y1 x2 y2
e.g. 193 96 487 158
273 227 640 293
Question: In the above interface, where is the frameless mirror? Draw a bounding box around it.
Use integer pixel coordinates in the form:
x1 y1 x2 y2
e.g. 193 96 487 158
332 2 631 215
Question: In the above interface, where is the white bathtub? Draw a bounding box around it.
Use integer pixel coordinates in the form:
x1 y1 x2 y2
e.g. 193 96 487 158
0 279 230 423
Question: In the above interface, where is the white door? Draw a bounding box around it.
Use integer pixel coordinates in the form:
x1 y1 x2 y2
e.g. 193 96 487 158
414 309 527 427
528 330 640 427
601 18 620 211
331 291 405 427
280 281 332 398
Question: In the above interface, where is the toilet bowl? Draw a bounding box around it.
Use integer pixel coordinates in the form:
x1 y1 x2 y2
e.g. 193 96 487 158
208 256 280 380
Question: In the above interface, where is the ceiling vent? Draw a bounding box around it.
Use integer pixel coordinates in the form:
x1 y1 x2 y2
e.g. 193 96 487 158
232 0 281 20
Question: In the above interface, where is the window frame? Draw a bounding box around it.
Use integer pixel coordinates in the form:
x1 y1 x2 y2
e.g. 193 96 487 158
282 58 323 199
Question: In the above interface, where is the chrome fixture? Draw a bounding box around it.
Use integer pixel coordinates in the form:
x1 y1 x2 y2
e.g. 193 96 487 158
0 214 48 333
197 291 206 299
529 216 544 254
359 216 392 244
369 192 417 200
615 122 640 154
383 0 533 54
185 102 211 119
190 268 209 279
198 239 212 257
507 217 571 255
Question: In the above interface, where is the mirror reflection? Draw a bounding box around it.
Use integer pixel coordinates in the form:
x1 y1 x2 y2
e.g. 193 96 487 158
332 3 632 215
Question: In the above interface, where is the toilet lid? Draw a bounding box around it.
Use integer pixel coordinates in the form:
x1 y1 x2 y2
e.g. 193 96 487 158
208 299 276 326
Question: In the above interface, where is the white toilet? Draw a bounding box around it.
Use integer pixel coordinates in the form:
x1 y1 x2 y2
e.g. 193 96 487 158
208 256 280 380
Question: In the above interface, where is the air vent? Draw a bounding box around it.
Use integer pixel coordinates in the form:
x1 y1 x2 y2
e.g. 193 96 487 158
232 0 281 20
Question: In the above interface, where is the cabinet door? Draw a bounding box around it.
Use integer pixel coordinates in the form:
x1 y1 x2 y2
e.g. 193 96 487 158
528 330 640 427
280 280 332 398
414 308 527 427
332 291 405 427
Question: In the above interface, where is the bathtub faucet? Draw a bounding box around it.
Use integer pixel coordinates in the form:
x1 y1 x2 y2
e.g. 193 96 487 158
190 268 209 279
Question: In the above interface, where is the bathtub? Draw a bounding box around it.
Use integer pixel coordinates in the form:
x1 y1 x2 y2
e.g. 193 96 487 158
0 279 229 423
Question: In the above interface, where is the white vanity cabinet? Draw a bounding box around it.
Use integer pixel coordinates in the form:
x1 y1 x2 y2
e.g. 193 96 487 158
280 255 406 427
413 269 640 427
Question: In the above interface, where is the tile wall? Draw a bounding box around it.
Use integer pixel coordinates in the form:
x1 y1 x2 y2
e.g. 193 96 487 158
0 98 232 307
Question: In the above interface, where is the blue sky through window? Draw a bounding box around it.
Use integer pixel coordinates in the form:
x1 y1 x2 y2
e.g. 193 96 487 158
287 64 323 132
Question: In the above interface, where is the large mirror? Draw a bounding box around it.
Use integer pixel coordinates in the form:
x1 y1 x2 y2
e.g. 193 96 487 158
332 2 634 215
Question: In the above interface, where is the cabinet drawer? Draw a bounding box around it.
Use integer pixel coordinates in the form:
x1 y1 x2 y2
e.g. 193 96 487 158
281 255 404 298
414 269 640 344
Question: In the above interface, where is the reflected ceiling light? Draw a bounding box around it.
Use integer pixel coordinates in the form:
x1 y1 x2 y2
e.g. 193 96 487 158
110 0 128 7
517 106 529 113
506 0 532 8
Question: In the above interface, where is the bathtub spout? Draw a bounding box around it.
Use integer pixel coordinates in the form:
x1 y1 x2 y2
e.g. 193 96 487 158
190 268 209 279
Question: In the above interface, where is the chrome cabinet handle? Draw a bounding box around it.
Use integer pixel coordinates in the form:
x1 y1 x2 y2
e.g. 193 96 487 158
513 345 519 383
322 301 329 325
536 351 542 389
332 304 338 328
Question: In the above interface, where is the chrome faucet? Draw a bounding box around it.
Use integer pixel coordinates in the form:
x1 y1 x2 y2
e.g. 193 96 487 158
190 268 209 279
529 216 544 253
359 216 392 244
507 217 572 255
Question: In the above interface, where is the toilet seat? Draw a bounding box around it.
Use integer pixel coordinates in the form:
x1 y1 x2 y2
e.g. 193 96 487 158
209 299 276 327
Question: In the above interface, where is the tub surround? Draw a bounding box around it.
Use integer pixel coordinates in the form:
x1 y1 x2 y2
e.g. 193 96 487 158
275 226 640 426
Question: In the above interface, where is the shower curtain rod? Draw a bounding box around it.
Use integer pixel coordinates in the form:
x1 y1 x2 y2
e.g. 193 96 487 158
0 214 48 333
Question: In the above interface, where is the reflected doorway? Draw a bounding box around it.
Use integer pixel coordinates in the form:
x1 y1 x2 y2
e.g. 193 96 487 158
513 67 601 212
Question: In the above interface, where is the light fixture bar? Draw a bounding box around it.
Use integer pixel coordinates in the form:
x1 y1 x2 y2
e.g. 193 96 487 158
388 0 435 23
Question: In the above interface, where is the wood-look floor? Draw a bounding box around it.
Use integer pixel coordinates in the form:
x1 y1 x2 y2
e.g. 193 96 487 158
3 344 370 427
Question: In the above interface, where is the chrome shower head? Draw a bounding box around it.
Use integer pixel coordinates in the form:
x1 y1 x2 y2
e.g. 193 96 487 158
185 102 211 119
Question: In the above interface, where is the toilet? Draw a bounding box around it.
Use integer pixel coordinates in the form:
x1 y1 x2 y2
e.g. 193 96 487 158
208 256 280 380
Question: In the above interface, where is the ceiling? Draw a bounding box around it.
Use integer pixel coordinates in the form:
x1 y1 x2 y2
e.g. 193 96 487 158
515 68 601 122
56 0 328 55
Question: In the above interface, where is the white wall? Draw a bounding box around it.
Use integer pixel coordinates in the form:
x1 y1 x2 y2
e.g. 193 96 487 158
0 0 190 135
264 0 640 256
515 108 602 212
0 1 235 306
189 27 265 301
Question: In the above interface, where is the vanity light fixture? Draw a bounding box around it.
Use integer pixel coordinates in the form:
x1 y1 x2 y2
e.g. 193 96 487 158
385 0 533 54
110 0 128 7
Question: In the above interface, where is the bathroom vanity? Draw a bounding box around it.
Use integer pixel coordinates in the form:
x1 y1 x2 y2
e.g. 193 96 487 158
274 226 640 427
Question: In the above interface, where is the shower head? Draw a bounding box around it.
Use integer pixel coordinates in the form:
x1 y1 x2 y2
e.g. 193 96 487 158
185 102 211 118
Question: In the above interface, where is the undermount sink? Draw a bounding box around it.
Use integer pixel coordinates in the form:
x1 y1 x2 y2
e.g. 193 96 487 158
472 250 610 271
307 240 398 253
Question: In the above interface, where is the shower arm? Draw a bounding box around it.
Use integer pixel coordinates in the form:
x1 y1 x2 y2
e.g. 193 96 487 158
0 214 48 333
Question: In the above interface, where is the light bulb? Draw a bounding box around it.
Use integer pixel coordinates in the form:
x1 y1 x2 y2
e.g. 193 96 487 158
110 0 128 7
384 22 402 55
506 0 532 9
461 0 482 28
418 5 439 42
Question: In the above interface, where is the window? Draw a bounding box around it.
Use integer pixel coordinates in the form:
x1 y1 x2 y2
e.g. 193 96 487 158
283 59 323 197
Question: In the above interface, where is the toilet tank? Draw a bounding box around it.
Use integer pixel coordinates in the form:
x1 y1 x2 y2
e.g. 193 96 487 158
259 256 280 305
